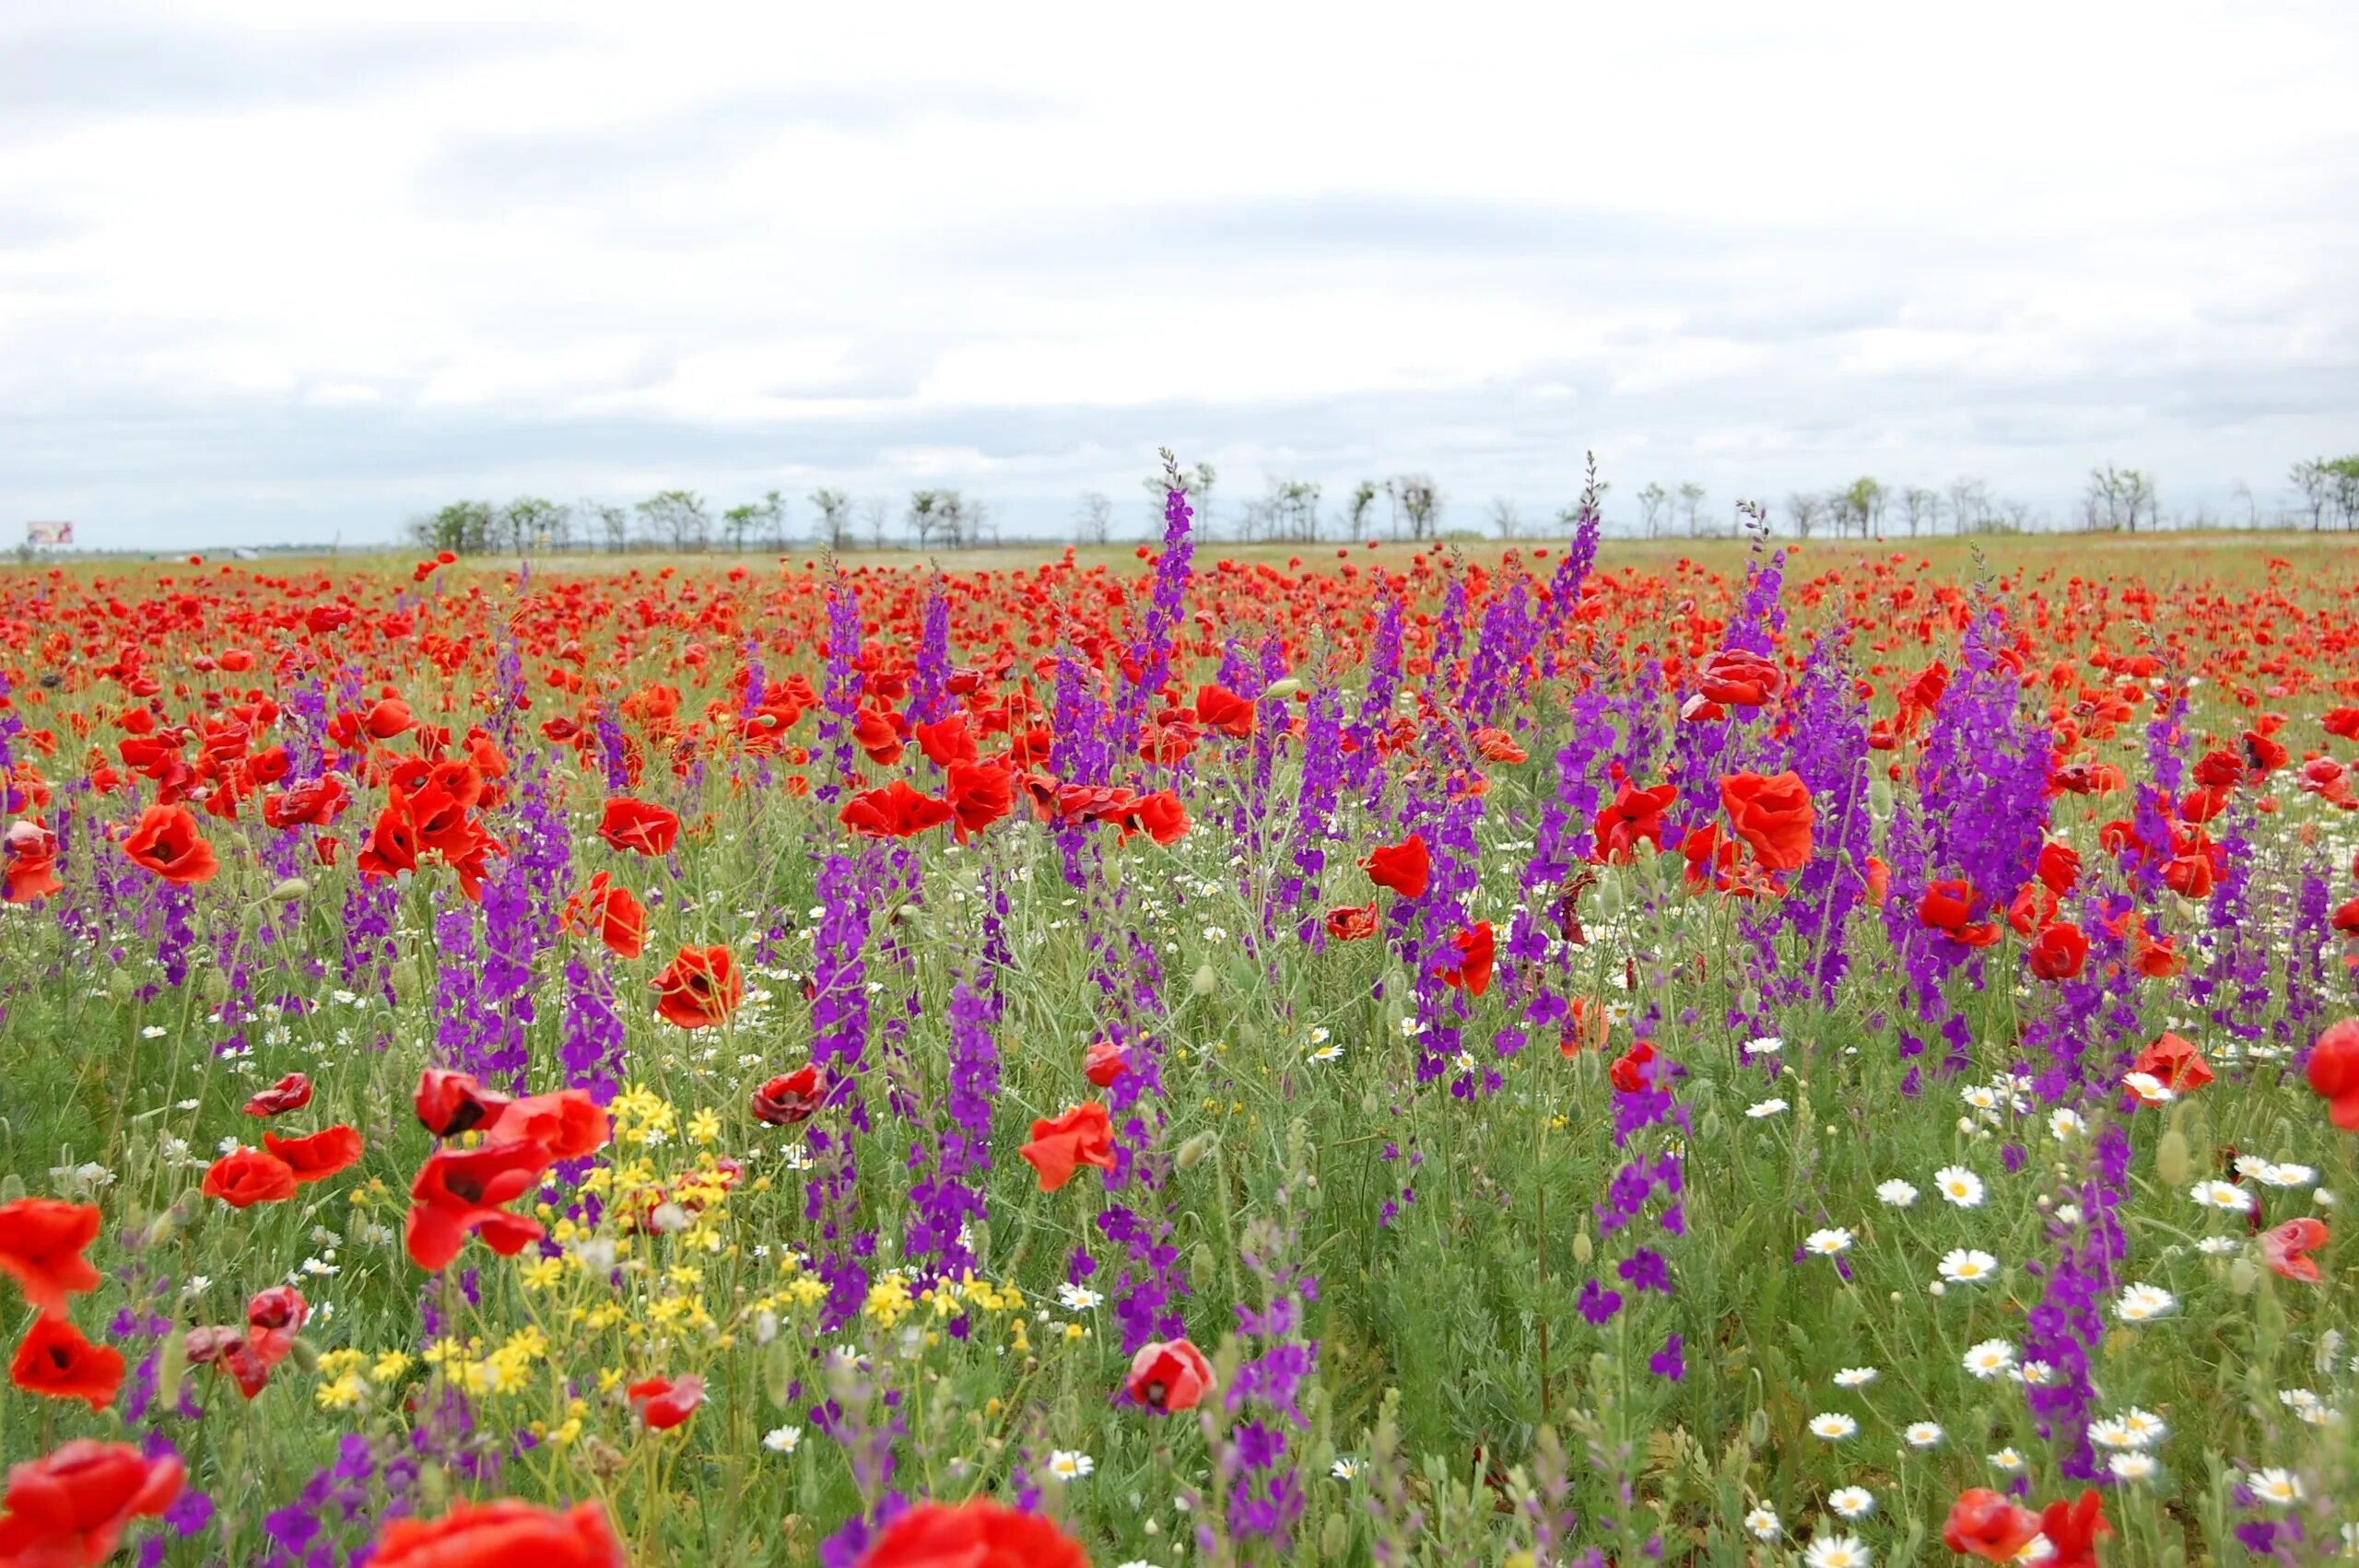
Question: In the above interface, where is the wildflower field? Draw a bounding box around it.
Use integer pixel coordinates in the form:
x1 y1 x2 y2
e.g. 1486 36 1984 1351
2 482 2357 1567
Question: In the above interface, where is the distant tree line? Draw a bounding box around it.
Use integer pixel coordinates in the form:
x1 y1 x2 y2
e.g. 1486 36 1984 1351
408 453 2359 556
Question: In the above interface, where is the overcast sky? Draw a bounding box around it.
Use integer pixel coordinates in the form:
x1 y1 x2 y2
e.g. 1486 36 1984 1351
4 1 2355 549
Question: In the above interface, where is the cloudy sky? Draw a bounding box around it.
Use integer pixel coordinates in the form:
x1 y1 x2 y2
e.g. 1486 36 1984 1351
4 1 2355 549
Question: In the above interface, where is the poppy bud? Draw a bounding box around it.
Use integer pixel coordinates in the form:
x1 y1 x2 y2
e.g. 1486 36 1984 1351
1175 1131 1218 1172
158 1328 189 1410
270 876 311 902
0 1173 20 1204
2229 1258 2259 1294
420 1460 448 1512
1747 1407 1770 1445
108 969 135 1003
2155 1126 2190 1188
766 1334 794 1408
1571 1226 1592 1265
202 969 229 1006
1191 962 1216 997
1264 678 1302 702
1191 1243 1217 1288
1320 1513 1349 1559
288 1336 321 1375
1868 778 1895 819
144 1209 175 1249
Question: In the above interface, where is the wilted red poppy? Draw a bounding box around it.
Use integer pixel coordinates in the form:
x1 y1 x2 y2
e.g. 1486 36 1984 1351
1124 1337 1214 1412
1360 834 1430 899
0 1198 102 1321
121 803 217 885
1018 1102 1117 1192
2260 1217 2328 1282
652 944 744 1029
0 1440 182 1568
1941 1489 2042 1562
598 797 681 857
3 820 63 904
2307 1018 2359 1131
405 1139 557 1272
1324 902 1379 941
372 1499 624 1568
262 1125 364 1185
201 1148 299 1208
1471 726 1528 765
10 1316 124 1411
261 776 350 830
1718 771 1813 872
2026 920 2089 982
751 1065 827 1127
243 1072 314 1117
628 1374 706 1430
1437 921 1496 996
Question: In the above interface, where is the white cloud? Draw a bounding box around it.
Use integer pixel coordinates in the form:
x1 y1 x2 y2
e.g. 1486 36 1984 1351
2 0 2355 547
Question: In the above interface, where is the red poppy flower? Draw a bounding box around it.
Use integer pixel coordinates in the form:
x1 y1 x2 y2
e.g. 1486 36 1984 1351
2326 707 2359 741
121 803 217 885
1437 921 1496 996
2026 920 2090 982
1359 834 1430 899
414 1069 513 1138
1608 1041 1659 1094
356 802 419 881
628 1374 706 1430
261 776 350 830
839 780 957 839
1084 1039 1130 1088
1941 1489 2042 1562
487 1092 612 1161
1719 770 1814 872
2260 1216 2328 1282
751 1065 828 1127
246 1284 309 1333
1919 879 2001 947
372 1500 624 1568
564 872 647 959
1192 683 1256 738
1018 1102 1117 1192
2130 1031 2212 1093
0 1199 102 1321
1695 647 1783 708
201 1148 299 1208
2035 839 2081 896
0 1440 182 1568
405 1139 557 1272
1592 778 1678 863
1125 790 1191 847
855 1501 1088 1568
915 714 978 769
1124 1337 1215 1412
1471 726 1528 765
243 1072 314 1117
2335 895 2359 937
10 1316 124 1411
1324 902 1379 941
852 708 907 766
944 761 1015 841
262 1126 364 1185
2307 1018 2359 1131
652 944 744 1029
3 819 63 903
598 797 680 857
2036 1490 2111 1568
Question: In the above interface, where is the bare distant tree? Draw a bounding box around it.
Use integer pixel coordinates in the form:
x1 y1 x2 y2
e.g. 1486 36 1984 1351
722 502 761 553
1263 478 1320 542
2081 465 2157 533
581 500 628 554
1676 482 1707 538
1946 476 1990 534
2291 459 2331 531
810 488 852 551
1833 477 1885 539
635 490 710 551
1392 474 1439 540
1636 482 1669 539
907 490 948 551
500 497 568 554
1783 490 1825 539
2228 478 2258 530
1345 480 1380 539
1899 486 1938 537
861 496 888 551
1486 497 1522 539
1075 491 1112 544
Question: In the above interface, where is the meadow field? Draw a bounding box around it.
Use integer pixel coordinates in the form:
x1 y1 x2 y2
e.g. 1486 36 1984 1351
1 503 2355 1566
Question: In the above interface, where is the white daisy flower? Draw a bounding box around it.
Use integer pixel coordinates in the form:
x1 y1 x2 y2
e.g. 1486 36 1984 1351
1833 1367 1879 1388
2018 1360 2056 1387
1056 1283 1104 1311
2048 1107 2086 1141
2122 1071 2175 1106
1743 1036 1783 1056
2246 1469 2303 1506
2189 1180 2252 1212
1939 1249 2000 1284
1046 1450 1095 1480
2257 1162 2315 1188
1964 1340 2017 1379
1809 1412 1859 1440
1829 1486 1875 1519
762 1425 802 1455
2115 1282 2177 1323
1803 1534 1872 1568
1933 1166 1986 1208
1904 1422 1944 1449
1330 1457 1363 1480
1747 1098 1790 1118
2108 1453 2157 1482
1875 1180 1919 1208
1804 1228 1853 1257
2196 1235 2241 1256
1988 1447 2025 1472
2118 1408 2167 1445
1743 1506 1781 1542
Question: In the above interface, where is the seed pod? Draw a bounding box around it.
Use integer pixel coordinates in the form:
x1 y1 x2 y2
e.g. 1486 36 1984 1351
766 1335 795 1408
270 877 311 903
1868 778 1896 819
1191 962 1217 997
201 969 230 1006
1320 1512 1349 1559
1264 678 1303 703
2155 1127 2191 1188
157 1330 189 1410
288 1336 322 1375
1747 1407 1770 1446
108 970 136 1004
1175 1131 1218 1172
1571 1226 1593 1266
